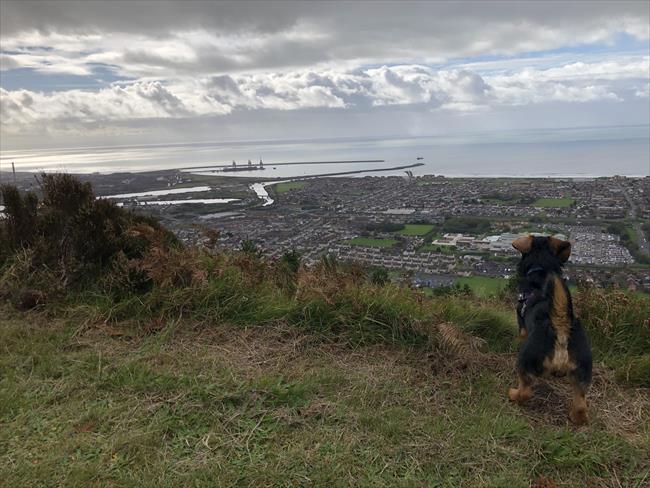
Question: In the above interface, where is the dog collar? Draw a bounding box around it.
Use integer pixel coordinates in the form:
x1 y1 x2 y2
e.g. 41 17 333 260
526 266 545 275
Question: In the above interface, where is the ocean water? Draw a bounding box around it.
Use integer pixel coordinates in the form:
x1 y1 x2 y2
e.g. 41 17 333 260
1 127 648 177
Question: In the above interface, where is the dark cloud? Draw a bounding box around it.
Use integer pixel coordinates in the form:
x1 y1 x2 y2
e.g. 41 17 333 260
0 1 301 37
3 1 648 36
2 1 648 76
134 82 188 115
207 75 242 94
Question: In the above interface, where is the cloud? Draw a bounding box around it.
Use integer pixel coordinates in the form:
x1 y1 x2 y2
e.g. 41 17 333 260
3 57 647 135
0 54 21 71
1 1 648 78
636 83 650 98
486 57 649 105
0 81 226 135
1 1 648 147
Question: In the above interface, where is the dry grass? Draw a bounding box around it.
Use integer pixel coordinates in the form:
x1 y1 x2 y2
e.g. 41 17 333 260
2 306 648 487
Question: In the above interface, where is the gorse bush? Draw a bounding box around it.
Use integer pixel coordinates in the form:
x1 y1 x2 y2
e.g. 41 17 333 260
0 174 176 304
0 185 39 257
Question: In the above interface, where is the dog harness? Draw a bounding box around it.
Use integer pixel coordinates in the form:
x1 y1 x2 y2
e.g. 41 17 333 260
517 266 545 318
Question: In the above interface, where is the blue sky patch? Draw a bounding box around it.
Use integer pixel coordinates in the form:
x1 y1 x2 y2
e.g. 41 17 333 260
0 63 132 92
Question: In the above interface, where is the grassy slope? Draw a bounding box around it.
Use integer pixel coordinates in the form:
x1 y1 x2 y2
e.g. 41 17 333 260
2 301 649 487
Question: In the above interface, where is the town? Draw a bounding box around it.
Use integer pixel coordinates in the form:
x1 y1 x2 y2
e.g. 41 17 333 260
5 170 650 292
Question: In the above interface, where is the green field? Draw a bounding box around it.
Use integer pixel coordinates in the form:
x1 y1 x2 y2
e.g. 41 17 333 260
533 197 575 208
274 181 306 193
483 198 513 206
396 224 435 236
456 276 508 297
344 237 398 248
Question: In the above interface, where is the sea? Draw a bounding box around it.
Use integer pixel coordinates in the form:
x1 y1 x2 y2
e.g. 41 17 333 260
1 126 648 178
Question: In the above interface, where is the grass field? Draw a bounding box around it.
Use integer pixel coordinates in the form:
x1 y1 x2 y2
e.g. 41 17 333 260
343 237 398 248
533 197 575 208
482 197 514 206
457 276 508 297
2 305 649 487
396 224 435 236
274 181 306 193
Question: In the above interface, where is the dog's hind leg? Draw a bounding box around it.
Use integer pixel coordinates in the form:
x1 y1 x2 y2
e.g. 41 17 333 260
568 320 592 425
569 372 589 425
508 371 534 404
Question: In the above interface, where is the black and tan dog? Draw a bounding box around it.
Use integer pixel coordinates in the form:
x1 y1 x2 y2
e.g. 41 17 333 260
508 235 592 425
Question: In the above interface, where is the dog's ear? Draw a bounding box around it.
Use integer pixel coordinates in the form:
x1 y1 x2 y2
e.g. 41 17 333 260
548 236 571 263
512 235 533 254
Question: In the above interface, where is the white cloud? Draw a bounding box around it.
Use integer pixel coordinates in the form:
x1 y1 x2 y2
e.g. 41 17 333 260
3 57 647 135
634 83 650 98
484 58 650 105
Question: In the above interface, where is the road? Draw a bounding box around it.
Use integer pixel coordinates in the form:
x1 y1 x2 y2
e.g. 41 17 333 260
617 183 650 257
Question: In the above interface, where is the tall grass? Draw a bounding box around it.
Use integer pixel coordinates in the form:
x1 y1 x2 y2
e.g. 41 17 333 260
575 288 650 386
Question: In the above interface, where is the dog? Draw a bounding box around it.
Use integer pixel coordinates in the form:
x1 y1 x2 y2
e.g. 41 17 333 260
508 235 592 425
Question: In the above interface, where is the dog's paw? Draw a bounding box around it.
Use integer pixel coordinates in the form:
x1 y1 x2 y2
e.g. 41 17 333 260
508 388 524 403
569 406 588 426
508 388 519 402
508 387 532 403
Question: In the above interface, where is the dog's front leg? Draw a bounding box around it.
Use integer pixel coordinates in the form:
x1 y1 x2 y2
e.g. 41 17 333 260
508 371 534 404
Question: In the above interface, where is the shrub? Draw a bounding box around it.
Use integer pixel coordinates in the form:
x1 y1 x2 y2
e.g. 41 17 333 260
0 174 176 298
0 185 39 255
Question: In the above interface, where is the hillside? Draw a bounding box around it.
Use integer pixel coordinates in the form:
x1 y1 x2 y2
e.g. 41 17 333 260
1 175 649 486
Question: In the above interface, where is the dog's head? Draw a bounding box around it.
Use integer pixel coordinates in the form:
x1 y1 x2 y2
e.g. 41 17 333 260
512 235 571 277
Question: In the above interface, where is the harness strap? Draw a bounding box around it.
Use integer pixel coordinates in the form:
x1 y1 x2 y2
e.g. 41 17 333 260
517 291 536 317
518 266 545 317
526 266 545 275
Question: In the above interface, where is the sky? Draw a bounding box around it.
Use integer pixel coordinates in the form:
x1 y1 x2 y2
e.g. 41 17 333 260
1 0 649 154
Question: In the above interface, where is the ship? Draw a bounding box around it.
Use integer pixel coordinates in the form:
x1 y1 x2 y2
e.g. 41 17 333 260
222 158 266 172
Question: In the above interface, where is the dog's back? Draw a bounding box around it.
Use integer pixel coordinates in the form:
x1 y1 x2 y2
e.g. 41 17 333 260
509 235 592 425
